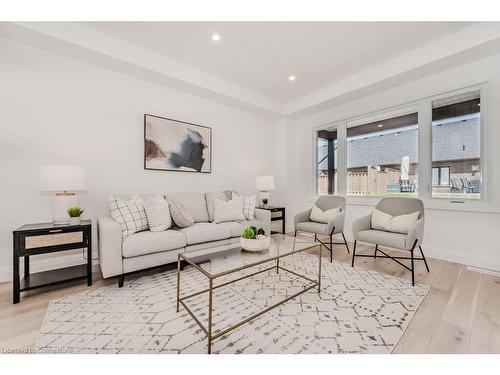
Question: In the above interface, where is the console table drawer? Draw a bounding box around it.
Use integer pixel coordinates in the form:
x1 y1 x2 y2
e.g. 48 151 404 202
24 231 83 249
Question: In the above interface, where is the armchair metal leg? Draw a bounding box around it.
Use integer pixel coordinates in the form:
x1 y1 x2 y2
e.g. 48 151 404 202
314 234 317 242
419 245 430 272
329 235 333 262
341 232 350 253
294 230 297 237
374 244 378 258
410 248 415 286
351 240 357 267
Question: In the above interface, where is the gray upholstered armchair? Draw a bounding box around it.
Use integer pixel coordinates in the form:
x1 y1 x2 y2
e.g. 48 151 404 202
294 196 349 262
351 197 429 286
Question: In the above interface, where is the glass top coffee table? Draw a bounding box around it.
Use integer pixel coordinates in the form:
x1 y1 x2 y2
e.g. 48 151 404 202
176 234 322 353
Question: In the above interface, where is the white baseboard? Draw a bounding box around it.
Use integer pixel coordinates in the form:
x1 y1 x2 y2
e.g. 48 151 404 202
466 266 500 277
0 253 100 283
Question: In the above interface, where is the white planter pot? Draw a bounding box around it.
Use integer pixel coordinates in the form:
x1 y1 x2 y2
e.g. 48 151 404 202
240 236 271 252
69 217 81 225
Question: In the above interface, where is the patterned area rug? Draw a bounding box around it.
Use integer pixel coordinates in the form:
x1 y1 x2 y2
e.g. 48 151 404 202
36 252 429 354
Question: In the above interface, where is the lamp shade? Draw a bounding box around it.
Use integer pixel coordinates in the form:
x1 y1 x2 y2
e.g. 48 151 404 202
255 175 275 192
39 165 87 192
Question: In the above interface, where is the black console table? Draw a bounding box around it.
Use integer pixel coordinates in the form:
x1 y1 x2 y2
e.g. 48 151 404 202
12 220 92 304
258 206 286 234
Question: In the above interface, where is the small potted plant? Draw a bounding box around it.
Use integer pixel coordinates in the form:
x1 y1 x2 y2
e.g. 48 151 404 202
262 198 269 206
67 206 84 225
240 225 270 252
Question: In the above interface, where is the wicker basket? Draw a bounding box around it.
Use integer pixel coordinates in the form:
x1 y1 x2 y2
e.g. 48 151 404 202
240 236 271 252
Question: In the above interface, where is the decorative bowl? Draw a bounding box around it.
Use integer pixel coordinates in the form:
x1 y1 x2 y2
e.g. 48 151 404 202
240 236 270 252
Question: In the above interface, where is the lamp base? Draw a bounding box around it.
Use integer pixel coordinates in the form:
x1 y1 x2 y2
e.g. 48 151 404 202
52 192 79 224
259 191 270 206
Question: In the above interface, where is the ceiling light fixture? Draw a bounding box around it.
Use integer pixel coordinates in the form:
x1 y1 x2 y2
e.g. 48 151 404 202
288 75 296 81
211 33 221 41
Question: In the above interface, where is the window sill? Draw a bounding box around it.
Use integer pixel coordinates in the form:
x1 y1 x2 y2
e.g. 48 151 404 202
310 194 499 214
344 195 500 214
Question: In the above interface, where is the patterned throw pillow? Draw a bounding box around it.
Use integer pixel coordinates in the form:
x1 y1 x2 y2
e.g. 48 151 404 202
144 196 172 232
168 200 194 228
232 192 256 220
108 196 148 237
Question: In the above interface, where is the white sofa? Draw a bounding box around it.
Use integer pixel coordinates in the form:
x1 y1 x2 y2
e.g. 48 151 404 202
97 191 271 286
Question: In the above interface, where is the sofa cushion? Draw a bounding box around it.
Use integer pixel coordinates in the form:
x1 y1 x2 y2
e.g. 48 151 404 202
122 229 187 258
356 229 407 250
220 220 262 237
178 222 231 245
166 192 209 223
205 191 228 222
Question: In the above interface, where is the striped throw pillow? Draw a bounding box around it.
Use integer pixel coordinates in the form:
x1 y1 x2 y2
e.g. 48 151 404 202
108 196 148 237
144 196 172 232
168 200 194 228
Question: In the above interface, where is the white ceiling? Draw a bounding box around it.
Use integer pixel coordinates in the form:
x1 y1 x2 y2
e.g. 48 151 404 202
86 22 474 103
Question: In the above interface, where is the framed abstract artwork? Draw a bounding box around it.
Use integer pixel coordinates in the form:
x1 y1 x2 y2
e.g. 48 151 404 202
144 114 212 173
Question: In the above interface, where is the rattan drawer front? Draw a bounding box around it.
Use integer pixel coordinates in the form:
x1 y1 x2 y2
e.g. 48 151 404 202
25 232 83 249
271 211 283 218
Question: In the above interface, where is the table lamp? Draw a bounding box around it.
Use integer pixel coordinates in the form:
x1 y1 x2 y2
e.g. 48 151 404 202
39 165 87 224
255 175 275 206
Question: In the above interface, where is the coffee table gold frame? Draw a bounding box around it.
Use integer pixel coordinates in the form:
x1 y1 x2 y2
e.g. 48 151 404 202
176 241 322 354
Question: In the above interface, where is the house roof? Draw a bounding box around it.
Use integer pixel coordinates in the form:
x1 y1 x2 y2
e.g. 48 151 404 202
317 117 480 172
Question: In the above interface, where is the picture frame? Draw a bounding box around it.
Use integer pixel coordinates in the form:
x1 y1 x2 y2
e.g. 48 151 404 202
144 114 212 173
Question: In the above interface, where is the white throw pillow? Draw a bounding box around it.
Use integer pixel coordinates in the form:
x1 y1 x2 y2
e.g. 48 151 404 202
214 197 245 224
309 204 341 223
371 208 420 234
232 192 256 220
143 196 172 232
108 196 148 237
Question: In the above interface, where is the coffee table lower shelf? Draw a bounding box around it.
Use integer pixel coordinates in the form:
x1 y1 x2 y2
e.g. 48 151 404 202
176 244 322 354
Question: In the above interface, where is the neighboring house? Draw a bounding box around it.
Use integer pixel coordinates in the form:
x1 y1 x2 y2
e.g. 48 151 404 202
317 116 480 194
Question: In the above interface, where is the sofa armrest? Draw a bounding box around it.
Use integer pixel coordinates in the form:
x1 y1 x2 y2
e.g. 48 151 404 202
406 218 425 250
326 211 345 234
254 208 271 235
352 214 371 239
97 216 123 278
294 208 312 227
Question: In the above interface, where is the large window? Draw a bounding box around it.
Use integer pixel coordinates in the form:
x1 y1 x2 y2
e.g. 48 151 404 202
316 129 337 195
313 85 485 204
431 90 481 199
346 112 418 196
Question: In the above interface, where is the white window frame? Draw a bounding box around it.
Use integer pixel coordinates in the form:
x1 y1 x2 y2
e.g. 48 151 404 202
310 82 489 211
344 104 421 204
312 122 345 197
427 84 487 206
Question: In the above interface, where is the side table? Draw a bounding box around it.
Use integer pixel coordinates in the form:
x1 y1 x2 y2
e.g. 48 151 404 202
12 220 92 304
258 206 286 234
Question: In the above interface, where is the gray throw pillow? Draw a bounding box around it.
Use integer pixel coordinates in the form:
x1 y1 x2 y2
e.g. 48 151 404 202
169 200 194 228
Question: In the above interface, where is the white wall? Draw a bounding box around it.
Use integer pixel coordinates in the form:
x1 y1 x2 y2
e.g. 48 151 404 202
0 39 280 281
287 53 500 271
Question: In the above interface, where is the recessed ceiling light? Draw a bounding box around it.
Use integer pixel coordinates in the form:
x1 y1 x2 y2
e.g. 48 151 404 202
288 75 296 81
211 33 221 41
377 124 383 128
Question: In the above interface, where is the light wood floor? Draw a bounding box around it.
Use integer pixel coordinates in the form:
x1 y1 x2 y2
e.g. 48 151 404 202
1 235 500 353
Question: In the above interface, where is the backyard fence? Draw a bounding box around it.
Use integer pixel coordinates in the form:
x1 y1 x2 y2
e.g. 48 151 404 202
318 167 401 195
